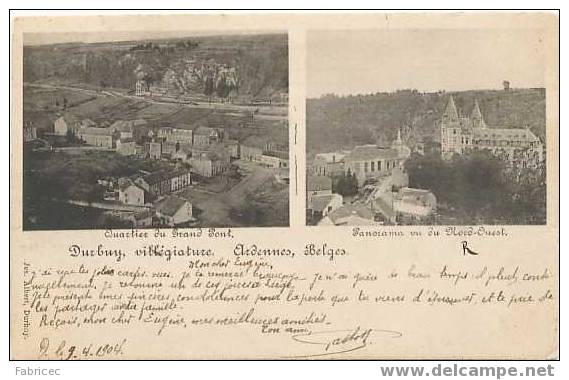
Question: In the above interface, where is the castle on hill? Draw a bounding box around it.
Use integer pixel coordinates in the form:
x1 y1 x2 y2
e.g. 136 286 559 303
439 95 544 167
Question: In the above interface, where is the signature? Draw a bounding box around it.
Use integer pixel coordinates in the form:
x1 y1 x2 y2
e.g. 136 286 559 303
290 326 402 358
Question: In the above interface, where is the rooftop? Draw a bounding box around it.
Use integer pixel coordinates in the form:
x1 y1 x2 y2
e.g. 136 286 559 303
57 113 81 125
171 126 193 133
327 204 374 225
133 210 154 220
118 179 141 192
372 197 396 220
155 196 190 217
263 150 288 160
195 126 222 136
140 169 191 185
314 152 348 164
82 119 97 128
310 194 342 212
110 119 147 132
307 175 332 191
80 127 115 136
472 127 540 141
345 145 401 162
242 135 272 148
397 187 436 204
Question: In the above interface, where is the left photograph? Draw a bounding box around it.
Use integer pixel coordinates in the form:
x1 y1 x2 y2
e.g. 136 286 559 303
22 31 290 230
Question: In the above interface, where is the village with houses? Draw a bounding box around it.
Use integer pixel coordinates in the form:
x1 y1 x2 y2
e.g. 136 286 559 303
307 127 435 226
305 29 548 226
22 33 290 230
307 93 546 226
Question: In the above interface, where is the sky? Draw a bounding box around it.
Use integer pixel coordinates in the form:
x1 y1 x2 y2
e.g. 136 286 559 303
307 28 547 98
23 30 283 46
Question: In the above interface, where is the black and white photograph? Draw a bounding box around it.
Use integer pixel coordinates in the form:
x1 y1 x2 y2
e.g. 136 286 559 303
22 31 290 230
306 29 547 226
9 10 560 366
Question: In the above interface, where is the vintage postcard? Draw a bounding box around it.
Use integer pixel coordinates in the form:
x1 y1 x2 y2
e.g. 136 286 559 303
10 12 559 360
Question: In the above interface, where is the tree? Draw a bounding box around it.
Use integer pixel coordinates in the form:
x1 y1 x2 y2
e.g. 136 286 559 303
204 76 214 96
335 170 358 197
346 171 359 196
404 150 545 224
216 79 229 98
334 174 346 195
65 129 75 144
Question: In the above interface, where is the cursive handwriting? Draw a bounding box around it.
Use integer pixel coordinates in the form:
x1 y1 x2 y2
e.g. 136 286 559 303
290 327 402 358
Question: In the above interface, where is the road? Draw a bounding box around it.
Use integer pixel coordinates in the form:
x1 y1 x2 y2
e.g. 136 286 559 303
24 82 287 121
179 164 275 227
57 199 151 212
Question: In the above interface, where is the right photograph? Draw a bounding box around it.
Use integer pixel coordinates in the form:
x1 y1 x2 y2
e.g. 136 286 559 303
306 29 547 226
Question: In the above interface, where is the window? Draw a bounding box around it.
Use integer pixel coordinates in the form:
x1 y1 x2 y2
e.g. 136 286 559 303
378 161 382 171
364 162 369 172
371 162 375 171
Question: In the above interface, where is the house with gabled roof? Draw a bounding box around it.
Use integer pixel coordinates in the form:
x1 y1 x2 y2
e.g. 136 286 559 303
77 127 117 148
344 136 410 187
54 114 94 136
307 175 332 202
155 195 193 226
118 179 145 206
240 135 273 162
135 169 191 197
193 126 225 146
116 137 137 156
308 193 343 219
189 144 231 177
110 119 149 142
318 203 375 226
260 150 289 169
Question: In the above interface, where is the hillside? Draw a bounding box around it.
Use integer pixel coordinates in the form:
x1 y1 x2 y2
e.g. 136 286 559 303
307 88 546 156
23 34 288 100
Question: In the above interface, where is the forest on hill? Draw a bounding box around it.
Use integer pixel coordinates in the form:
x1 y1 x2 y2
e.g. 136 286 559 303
307 88 546 156
23 34 288 100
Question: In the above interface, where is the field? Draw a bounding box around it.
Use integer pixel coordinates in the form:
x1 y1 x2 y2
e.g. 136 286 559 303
23 86 97 131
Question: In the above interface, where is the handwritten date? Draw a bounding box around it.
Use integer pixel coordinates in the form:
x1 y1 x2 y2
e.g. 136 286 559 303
38 337 126 360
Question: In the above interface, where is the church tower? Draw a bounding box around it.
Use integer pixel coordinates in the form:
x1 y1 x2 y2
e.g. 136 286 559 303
470 99 486 129
442 95 459 122
391 128 411 159
440 95 463 160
